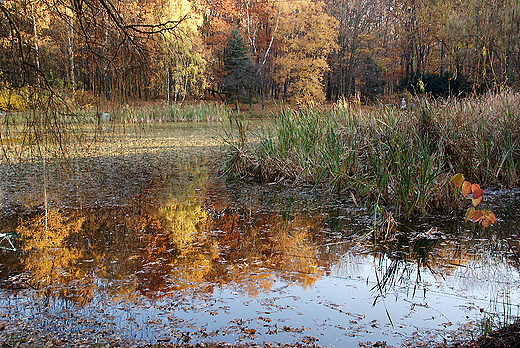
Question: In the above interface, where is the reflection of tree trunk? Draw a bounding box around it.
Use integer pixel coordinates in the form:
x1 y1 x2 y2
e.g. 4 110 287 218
43 153 48 230
75 158 82 211
36 114 49 230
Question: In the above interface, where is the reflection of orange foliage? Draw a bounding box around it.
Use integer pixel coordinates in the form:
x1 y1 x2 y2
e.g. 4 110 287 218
137 214 178 297
132 199 326 299
211 208 324 295
432 239 478 275
8 181 502 307
16 209 95 305
132 202 220 299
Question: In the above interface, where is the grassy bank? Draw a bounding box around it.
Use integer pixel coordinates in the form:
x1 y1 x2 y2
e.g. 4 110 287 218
0 101 232 160
223 92 520 217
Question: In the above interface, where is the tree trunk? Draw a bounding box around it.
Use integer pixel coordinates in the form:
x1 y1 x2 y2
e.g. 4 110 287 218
165 55 170 105
67 13 76 100
31 2 41 93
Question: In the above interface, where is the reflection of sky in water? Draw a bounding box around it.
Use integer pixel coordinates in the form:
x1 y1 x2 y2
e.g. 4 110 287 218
3 249 517 346
4 261 516 347
0 123 519 346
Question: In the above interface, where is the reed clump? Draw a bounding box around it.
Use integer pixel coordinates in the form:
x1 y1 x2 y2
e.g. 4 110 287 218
223 92 520 217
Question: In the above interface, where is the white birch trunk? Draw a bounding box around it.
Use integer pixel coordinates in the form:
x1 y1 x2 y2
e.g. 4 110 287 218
31 2 41 92
67 13 76 100
166 54 170 105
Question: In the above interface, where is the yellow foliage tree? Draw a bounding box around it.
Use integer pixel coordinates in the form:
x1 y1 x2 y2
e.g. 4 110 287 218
274 0 338 104
160 0 207 103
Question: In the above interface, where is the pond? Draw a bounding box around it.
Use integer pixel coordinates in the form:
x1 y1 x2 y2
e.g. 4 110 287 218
0 121 519 347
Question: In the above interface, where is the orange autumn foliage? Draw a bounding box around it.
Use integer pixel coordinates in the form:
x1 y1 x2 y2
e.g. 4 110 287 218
453 173 496 228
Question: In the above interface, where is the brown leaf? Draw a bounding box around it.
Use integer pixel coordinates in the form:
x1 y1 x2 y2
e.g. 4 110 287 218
473 210 483 222
472 195 483 206
472 186 483 199
465 207 475 223
453 173 464 189
462 181 472 197
481 212 496 227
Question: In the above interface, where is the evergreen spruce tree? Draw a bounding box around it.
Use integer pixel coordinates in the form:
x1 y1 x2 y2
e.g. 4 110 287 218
222 27 256 109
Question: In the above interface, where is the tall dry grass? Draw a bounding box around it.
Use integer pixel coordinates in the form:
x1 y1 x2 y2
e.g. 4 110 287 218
223 92 520 217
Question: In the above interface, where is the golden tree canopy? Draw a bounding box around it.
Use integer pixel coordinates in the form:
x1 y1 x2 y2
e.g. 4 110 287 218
274 0 338 104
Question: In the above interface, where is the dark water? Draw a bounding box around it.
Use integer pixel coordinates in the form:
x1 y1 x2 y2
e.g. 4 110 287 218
0 123 519 347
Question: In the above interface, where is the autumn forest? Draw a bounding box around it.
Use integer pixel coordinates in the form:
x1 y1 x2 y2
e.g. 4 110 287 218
1 0 519 109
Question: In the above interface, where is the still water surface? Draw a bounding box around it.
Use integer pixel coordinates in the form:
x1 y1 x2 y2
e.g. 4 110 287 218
0 122 519 346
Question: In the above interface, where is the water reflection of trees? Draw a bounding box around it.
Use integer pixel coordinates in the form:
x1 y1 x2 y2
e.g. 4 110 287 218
370 233 441 300
365 223 518 300
0 187 326 305
14 210 95 305
132 202 326 298
209 208 324 295
2 156 518 309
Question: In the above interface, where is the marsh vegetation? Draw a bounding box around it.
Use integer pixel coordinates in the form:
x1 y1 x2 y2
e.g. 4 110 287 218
224 92 520 219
